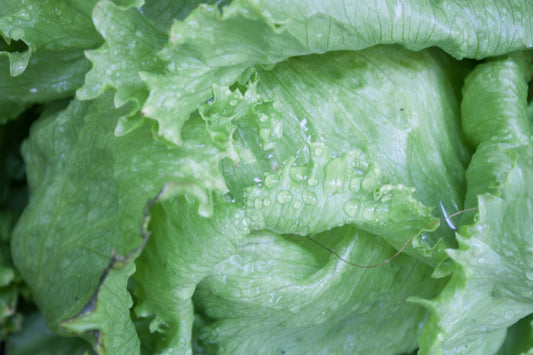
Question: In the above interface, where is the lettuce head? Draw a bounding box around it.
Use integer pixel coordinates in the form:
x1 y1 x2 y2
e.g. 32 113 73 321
1 1 533 354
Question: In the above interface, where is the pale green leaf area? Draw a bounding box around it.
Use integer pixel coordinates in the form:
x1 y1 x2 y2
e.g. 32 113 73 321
132 45 470 354
3 0 533 354
76 1 168 133
142 0 533 145
417 55 533 354
76 0 233 135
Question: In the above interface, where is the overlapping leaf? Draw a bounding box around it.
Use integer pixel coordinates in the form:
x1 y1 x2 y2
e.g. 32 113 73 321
132 45 471 353
418 54 533 354
0 0 100 121
11 92 240 353
142 0 533 145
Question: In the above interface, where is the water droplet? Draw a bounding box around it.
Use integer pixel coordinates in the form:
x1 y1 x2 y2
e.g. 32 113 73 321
293 200 303 209
302 191 318 204
289 167 309 182
264 175 277 188
259 128 271 140
361 176 376 190
343 201 358 217
314 146 326 156
19 12 31 20
362 207 374 219
349 178 360 191
187 19 200 28
503 311 514 320
272 122 283 137
229 99 238 106
223 193 235 203
9 28 25 39
29 87 37 93
525 269 533 282
277 191 293 204
263 198 271 207
307 176 319 186
254 198 263 209
299 118 308 131
163 96 178 109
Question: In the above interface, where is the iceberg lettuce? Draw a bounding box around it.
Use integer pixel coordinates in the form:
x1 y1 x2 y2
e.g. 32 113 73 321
1 1 533 354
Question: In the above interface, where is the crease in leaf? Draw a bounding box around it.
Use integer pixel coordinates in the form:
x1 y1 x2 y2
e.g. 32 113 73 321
60 186 164 354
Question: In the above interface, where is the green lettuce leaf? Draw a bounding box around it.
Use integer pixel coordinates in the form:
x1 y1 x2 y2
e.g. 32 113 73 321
497 314 533 355
4 313 91 355
0 0 100 74
76 1 167 133
5 1 533 353
11 91 239 352
132 45 471 353
417 54 533 354
0 50 92 123
0 0 100 122
141 0 533 144
76 0 232 135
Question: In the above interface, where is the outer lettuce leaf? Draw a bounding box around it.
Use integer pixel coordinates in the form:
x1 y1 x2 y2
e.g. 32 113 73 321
497 315 533 355
11 93 239 353
142 0 533 144
77 0 231 135
6 1 533 353
0 112 33 341
76 1 168 134
132 45 470 353
418 55 533 354
0 0 100 74
0 0 101 122
61 262 140 354
5 313 91 355
0 50 91 123
0 0 147 122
